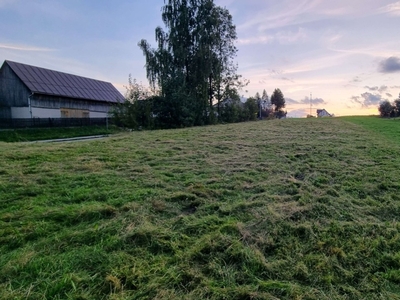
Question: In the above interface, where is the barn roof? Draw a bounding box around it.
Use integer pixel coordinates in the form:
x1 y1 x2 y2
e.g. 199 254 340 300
3 60 124 103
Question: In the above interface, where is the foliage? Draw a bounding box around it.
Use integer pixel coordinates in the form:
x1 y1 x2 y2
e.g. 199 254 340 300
270 88 286 113
218 97 259 123
377 94 400 118
244 91 274 120
2 117 400 299
218 98 242 123
262 89 271 110
275 110 287 119
112 82 288 129
378 100 395 118
125 75 154 102
243 97 258 121
394 95 400 116
138 0 244 126
111 78 156 130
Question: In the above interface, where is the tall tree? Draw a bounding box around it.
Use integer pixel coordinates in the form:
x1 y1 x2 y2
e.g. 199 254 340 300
261 89 270 109
138 0 242 126
254 92 261 119
271 88 286 112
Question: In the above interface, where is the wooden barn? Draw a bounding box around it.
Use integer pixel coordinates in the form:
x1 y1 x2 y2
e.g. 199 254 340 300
0 60 124 120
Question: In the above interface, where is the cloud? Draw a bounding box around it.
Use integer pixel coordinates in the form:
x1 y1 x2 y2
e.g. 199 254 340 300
391 86 400 89
364 85 388 93
237 28 307 46
364 86 378 91
352 92 386 107
0 43 55 52
282 53 348 75
285 98 299 104
378 1 400 16
386 93 393 98
287 108 308 118
281 77 294 83
275 28 308 44
351 76 362 83
270 69 283 75
237 35 273 46
300 96 326 105
378 57 400 73
237 1 317 31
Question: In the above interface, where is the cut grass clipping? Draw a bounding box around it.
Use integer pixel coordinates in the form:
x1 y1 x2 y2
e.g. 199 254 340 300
1 116 400 299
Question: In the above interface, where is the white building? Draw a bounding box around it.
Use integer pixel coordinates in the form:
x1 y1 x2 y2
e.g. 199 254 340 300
316 109 332 117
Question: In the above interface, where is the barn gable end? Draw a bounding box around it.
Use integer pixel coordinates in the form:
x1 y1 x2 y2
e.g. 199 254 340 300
0 62 31 118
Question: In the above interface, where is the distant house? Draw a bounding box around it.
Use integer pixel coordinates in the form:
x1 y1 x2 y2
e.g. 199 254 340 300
316 109 332 117
0 60 124 119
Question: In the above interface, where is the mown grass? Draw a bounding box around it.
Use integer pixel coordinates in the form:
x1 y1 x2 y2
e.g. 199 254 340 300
0 125 120 142
1 117 400 299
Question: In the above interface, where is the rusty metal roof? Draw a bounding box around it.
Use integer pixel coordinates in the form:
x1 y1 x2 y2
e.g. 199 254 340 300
4 60 124 103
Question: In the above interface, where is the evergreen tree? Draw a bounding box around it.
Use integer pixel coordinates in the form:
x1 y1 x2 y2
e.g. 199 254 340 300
271 88 286 112
254 92 261 119
261 89 270 109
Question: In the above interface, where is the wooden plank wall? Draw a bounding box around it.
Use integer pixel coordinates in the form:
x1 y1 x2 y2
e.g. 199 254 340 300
0 63 30 107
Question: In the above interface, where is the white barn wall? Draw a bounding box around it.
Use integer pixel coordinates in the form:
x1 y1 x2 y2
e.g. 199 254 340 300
11 107 61 118
90 111 109 118
11 107 30 118
11 107 113 119
32 107 61 118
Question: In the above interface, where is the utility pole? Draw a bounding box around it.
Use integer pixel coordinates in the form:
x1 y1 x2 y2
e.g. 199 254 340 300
310 92 312 116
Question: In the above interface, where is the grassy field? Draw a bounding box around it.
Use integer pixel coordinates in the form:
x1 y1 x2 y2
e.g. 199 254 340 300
1 116 400 299
342 115 400 145
0 125 120 142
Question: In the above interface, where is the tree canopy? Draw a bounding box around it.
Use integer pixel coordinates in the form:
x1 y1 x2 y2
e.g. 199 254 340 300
138 0 243 126
271 88 286 112
378 100 394 118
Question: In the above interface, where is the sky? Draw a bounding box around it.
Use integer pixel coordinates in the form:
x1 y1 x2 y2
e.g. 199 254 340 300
1 0 399 117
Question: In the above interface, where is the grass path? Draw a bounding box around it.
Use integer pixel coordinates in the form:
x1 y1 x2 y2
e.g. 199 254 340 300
1 117 400 299
0 125 120 142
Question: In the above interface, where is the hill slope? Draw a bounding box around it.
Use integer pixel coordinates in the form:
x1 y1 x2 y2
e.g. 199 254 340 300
1 117 400 299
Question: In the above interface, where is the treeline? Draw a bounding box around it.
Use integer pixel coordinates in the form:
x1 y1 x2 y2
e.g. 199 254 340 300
112 80 287 130
112 0 287 130
378 94 400 118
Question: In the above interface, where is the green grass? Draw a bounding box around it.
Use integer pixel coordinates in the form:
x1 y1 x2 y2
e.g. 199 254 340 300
0 125 121 142
342 115 400 144
1 117 400 299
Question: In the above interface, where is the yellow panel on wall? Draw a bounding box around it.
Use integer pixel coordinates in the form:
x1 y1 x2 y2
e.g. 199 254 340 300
60 108 89 118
